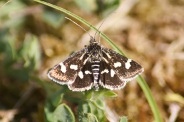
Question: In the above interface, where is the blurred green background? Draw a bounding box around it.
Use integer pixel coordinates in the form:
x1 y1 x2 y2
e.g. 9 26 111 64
0 0 184 122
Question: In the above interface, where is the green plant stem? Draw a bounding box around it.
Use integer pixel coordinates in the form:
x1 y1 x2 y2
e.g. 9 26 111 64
137 76 163 122
34 0 163 121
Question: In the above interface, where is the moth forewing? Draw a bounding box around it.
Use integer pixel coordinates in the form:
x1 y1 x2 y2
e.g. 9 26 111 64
68 61 94 91
48 48 90 85
101 47 144 81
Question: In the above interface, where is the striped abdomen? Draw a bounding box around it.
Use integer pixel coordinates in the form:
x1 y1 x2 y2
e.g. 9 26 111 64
91 60 100 90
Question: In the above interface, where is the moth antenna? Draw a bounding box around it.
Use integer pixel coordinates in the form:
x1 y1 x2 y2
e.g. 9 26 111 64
98 30 101 44
94 18 107 43
65 17 92 38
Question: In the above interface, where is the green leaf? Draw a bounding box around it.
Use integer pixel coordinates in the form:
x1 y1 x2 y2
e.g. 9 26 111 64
96 99 104 109
44 102 54 122
78 100 105 121
119 116 128 122
44 91 65 122
79 113 98 122
53 104 75 122
88 100 106 121
103 91 117 98
50 92 64 108
84 90 94 99
20 34 41 70
78 102 91 113
88 90 117 100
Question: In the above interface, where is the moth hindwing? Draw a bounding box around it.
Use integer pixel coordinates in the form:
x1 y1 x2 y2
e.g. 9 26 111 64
48 37 144 92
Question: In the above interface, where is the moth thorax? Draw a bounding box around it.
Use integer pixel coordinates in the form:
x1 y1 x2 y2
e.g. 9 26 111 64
91 53 100 60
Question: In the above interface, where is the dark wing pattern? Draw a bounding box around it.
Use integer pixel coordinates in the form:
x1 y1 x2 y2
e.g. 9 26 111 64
101 47 144 82
68 61 94 91
99 60 126 90
48 48 89 85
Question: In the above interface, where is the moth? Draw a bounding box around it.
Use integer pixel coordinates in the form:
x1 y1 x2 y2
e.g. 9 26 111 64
48 36 144 92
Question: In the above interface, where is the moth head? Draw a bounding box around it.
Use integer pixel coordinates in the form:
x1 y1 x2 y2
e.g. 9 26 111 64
90 36 98 44
87 42 101 59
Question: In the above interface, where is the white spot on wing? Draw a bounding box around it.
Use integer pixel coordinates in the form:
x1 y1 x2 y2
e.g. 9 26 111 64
125 59 132 69
60 63 66 73
101 69 109 74
78 71 84 79
110 69 115 77
70 64 78 70
85 70 92 74
114 62 121 68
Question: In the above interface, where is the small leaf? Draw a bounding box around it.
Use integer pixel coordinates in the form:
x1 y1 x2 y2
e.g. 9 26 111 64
53 104 75 122
103 91 117 98
89 99 104 110
79 113 98 122
90 90 117 100
85 90 93 99
94 99 105 110
50 92 64 108
78 102 91 113
20 34 41 70
44 102 54 121
119 116 128 122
